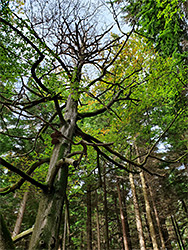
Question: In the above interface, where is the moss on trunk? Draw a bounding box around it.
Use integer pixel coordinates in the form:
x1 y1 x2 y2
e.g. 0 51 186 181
29 95 77 250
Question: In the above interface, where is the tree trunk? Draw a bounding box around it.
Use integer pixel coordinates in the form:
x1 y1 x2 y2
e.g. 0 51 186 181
143 210 153 247
103 165 110 250
95 191 101 250
65 198 71 246
140 171 159 250
87 185 92 250
0 212 15 250
129 173 146 250
135 145 159 250
62 207 67 250
148 183 166 249
160 218 173 250
29 95 77 250
116 181 130 250
121 182 132 249
80 232 84 250
181 199 188 214
171 215 185 250
12 190 29 238
113 195 124 250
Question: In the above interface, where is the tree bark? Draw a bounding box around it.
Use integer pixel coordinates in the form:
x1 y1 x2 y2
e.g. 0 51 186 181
171 215 185 250
121 182 132 249
148 183 166 249
62 208 67 250
129 173 146 250
0 212 15 250
140 171 159 250
116 181 130 250
103 165 110 250
29 95 77 250
160 218 173 250
12 190 29 238
135 145 159 250
79 232 84 250
143 210 153 247
95 191 101 250
113 195 124 250
86 185 92 250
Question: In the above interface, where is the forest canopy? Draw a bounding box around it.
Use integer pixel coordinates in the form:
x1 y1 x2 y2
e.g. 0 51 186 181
0 0 187 249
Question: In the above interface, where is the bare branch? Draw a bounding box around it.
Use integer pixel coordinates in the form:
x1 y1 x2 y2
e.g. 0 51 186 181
12 227 34 243
0 159 50 195
149 152 188 164
0 17 42 54
31 55 51 93
75 127 164 176
86 26 135 88
0 158 49 192
77 90 123 119
141 109 185 166
96 147 139 174
53 97 66 125
0 132 34 140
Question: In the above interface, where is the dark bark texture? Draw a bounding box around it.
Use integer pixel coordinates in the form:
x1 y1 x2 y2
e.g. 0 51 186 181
0 213 15 250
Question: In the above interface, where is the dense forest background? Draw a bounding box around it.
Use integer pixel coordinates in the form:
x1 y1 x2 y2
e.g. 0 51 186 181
0 0 187 249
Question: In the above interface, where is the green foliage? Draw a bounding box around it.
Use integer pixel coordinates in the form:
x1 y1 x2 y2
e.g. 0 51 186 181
121 0 188 59
0 1 187 248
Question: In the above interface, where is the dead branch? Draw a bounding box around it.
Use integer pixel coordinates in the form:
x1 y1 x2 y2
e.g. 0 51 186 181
12 227 34 243
0 158 50 195
0 158 49 192
77 90 123 119
141 109 185 166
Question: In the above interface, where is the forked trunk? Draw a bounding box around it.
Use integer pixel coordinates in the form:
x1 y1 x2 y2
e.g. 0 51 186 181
29 95 77 250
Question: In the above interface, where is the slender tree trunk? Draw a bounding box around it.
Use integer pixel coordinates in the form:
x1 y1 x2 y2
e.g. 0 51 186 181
121 183 132 249
0 212 15 250
114 195 124 250
62 208 67 250
148 183 166 249
135 144 159 250
65 198 71 247
12 190 29 238
143 211 152 247
140 171 159 250
160 218 173 250
116 181 130 250
29 95 77 250
181 199 188 214
129 173 146 250
80 232 84 250
103 165 110 250
95 191 101 250
171 215 185 250
87 185 92 250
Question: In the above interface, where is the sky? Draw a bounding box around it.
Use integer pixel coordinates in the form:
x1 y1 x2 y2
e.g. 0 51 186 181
82 0 131 34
